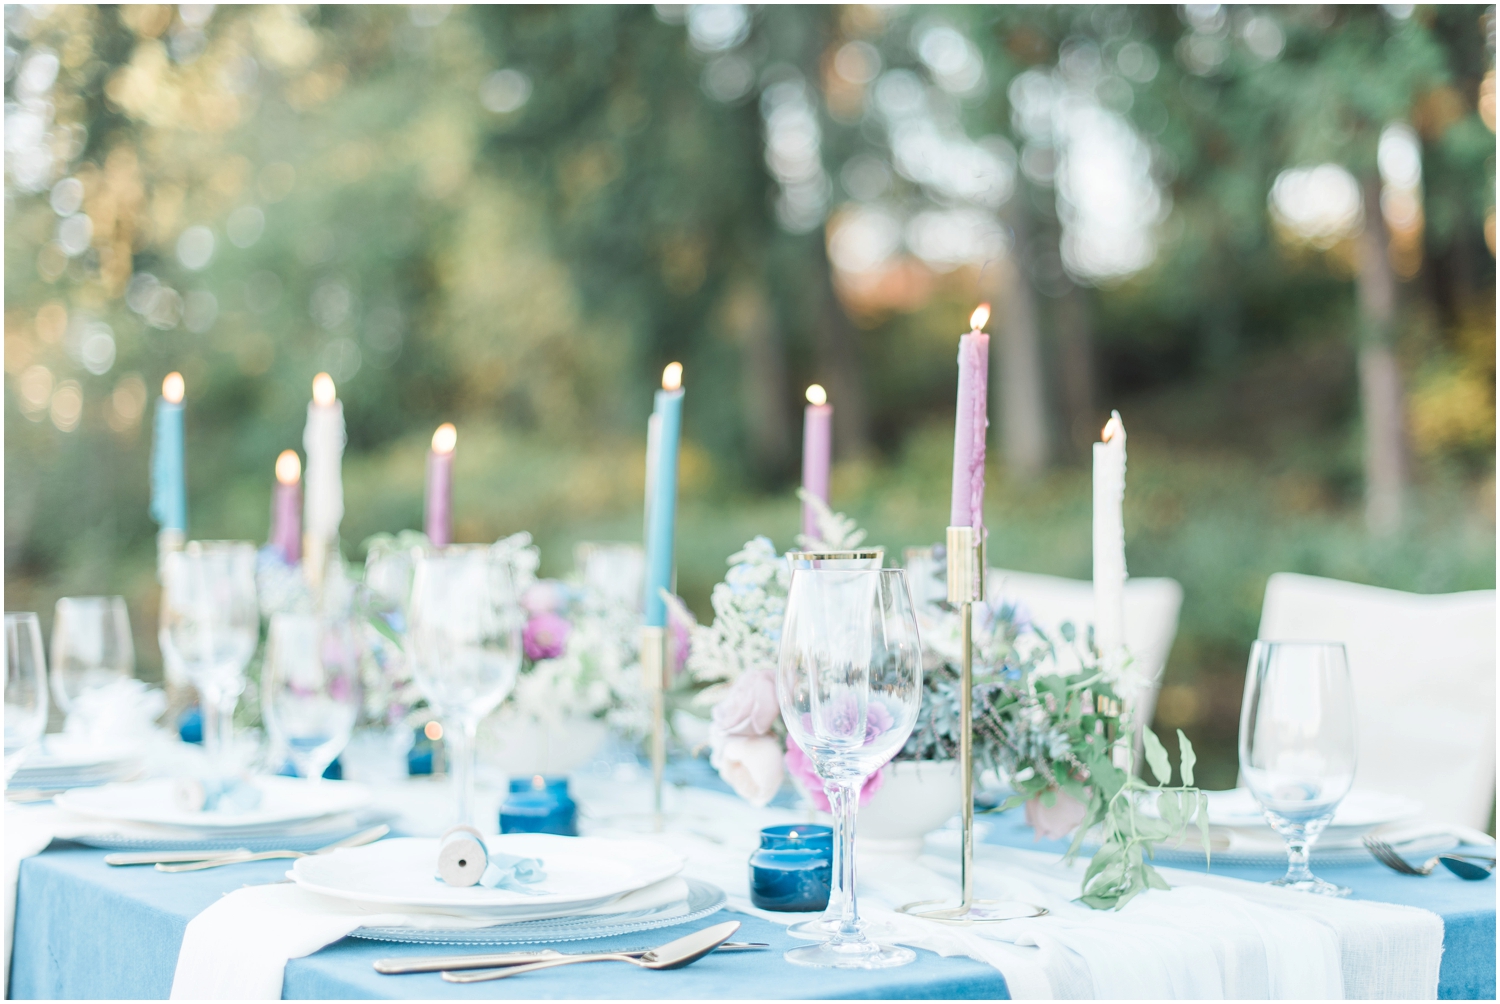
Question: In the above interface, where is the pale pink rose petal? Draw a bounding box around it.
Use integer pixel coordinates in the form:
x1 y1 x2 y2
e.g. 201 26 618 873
711 734 785 808
1024 789 1088 840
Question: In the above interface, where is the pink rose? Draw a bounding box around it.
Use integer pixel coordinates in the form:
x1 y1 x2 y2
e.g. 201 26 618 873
710 669 779 738
1024 789 1088 840
523 612 571 662
709 734 784 808
783 737 886 812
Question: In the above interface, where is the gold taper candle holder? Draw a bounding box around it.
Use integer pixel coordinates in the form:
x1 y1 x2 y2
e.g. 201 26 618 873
899 525 1047 924
640 625 667 832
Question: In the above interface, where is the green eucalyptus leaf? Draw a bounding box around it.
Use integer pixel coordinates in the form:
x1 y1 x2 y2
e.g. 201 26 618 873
1198 790 1212 868
1158 790 1182 828
1142 729 1172 785
1177 729 1196 787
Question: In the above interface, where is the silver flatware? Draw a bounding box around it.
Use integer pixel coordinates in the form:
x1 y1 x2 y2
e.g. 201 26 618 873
375 941 769 974
108 848 254 866
151 824 390 872
441 920 741 982
1364 836 1496 877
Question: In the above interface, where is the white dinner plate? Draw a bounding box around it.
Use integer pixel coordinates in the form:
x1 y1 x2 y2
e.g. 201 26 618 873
13 737 139 775
54 776 371 830
291 834 684 912
1200 788 1422 835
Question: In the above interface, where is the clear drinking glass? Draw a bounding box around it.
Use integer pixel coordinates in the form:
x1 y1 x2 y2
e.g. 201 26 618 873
1238 640 1357 896
782 550 885 944
776 567 923 969
159 541 259 769
408 545 524 827
5 613 49 782
50 596 134 715
263 613 362 780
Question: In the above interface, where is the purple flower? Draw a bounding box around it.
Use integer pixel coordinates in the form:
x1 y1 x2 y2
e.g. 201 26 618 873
523 612 571 661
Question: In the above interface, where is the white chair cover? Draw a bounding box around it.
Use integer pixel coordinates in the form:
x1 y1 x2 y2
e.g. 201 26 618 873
1258 572 1496 831
987 568 1184 732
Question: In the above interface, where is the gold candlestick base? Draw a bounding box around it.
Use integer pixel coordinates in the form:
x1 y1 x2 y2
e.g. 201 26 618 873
640 625 667 833
898 525 1047 925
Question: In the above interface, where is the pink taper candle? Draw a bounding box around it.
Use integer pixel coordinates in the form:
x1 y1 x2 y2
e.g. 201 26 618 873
801 383 832 538
425 423 456 547
950 304 991 531
270 450 302 564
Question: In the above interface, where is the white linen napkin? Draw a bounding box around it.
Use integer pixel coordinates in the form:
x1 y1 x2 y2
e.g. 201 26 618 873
169 875 690 999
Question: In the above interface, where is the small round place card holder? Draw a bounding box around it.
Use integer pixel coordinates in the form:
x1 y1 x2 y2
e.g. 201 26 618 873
434 825 548 892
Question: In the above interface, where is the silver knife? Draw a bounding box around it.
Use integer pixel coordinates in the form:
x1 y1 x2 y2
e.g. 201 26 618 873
106 849 253 866
374 942 770 974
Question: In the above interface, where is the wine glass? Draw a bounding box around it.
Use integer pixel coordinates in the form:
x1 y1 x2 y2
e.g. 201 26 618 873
5 613 49 782
776 567 923 969
50 596 134 719
408 545 524 827
262 613 362 781
159 542 259 769
1238 640 1357 896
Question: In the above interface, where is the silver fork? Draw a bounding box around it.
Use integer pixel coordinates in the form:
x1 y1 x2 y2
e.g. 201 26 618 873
1364 836 1496 876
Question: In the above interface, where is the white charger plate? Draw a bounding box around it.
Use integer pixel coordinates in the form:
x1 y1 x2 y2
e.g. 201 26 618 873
55 776 371 830
292 834 684 912
348 877 727 945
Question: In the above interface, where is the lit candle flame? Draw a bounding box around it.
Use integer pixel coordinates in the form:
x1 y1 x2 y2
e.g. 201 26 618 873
662 362 683 391
162 372 185 404
312 372 336 406
1101 413 1124 443
969 303 991 331
805 384 827 406
275 449 301 485
431 422 457 454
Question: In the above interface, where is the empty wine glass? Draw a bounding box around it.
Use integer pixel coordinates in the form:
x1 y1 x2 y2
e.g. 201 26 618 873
1239 640 1357 896
263 613 362 781
777 567 923 969
408 545 524 827
50 596 134 717
5 613 49 782
159 542 259 769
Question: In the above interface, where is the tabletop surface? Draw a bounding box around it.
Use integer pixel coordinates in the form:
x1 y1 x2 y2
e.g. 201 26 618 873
9 780 1495 1000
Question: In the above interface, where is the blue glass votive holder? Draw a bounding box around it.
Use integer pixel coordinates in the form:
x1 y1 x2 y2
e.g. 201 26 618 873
749 824 833 912
500 775 578 836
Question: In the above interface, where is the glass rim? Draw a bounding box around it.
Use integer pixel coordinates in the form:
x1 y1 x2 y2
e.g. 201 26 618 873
54 595 127 604
788 566 908 578
1251 639 1349 650
415 543 516 558
784 549 885 561
4 611 41 622
182 539 257 554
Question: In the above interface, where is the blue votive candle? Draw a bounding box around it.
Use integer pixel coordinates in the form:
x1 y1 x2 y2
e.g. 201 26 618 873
749 824 832 912
500 775 578 836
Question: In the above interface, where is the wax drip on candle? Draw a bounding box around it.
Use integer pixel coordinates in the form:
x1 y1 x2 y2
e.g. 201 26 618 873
432 422 457 454
162 372 185 404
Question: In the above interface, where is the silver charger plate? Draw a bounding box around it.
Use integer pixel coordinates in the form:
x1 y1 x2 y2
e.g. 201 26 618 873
69 813 393 853
349 877 727 946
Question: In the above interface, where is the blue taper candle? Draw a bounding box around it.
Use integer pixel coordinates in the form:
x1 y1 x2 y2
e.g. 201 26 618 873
150 372 187 532
642 362 683 628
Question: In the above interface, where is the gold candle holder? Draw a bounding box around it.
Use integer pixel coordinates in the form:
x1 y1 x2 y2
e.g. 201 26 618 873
899 525 1047 925
639 625 667 832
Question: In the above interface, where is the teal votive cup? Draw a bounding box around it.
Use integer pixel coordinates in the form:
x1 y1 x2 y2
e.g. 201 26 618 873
749 824 833 911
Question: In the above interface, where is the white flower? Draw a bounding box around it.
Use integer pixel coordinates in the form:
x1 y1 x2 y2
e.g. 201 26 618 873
709 734 785 807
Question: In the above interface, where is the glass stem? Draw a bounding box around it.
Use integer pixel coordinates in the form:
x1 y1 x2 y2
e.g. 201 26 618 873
1283 825 1313 884
819 783 849 926
201 691 236 772
830 778 862 943
449 717 478 828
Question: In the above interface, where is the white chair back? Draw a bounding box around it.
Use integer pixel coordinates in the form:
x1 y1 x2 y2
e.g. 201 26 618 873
987 568 1184 731
1258 572 1496 831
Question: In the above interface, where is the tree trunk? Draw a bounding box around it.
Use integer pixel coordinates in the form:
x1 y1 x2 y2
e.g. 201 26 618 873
992 242 1051 478
726 278 792 480
1356 177 1406 535
813 243 872 458
1055 283 1098 453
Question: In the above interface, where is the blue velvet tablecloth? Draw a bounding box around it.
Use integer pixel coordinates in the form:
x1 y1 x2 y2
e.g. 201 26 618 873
9 808 1494 999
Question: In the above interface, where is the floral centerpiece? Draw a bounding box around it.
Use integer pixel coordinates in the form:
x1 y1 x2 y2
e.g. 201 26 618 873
690 495 1205 909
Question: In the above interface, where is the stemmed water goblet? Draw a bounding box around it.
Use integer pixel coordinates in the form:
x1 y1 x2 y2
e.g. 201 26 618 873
50 596 134 731
262 612 362 781
407 545 524 827
1238 640 1358 896
5 612 50 782
776 566 923 969
159 541 259 771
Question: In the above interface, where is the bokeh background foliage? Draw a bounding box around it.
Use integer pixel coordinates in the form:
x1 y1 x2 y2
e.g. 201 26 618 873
5 5 1495 787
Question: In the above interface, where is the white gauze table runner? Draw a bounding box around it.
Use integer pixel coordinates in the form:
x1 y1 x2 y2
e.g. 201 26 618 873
580 779 1445 1000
